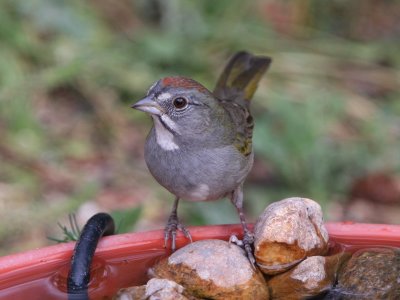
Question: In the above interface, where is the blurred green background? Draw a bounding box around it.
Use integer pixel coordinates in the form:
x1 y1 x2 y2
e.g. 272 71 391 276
1 0 399 255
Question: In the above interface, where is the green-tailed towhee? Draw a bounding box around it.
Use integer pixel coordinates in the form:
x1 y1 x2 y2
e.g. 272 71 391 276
132 51 271 263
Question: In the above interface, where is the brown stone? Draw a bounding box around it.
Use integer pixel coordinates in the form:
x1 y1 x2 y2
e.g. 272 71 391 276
254 197 329 275
268 252 351 300
151 239 269 300
335 248 400 299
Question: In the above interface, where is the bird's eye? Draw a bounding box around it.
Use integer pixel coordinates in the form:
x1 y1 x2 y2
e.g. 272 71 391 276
173 97 188 110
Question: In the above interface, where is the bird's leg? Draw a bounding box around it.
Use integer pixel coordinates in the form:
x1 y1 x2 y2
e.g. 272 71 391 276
164 197 192 251
230 185 256 266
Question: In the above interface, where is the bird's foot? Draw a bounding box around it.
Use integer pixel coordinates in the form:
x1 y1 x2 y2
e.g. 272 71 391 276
229 231 256 268
229 234 243 246
243 231 256 267
164 213 192 252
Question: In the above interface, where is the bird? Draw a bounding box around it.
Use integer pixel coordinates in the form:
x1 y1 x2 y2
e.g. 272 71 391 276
132 51 271 263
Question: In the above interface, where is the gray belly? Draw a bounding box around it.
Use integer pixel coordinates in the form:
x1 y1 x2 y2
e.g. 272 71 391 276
144 136 253 201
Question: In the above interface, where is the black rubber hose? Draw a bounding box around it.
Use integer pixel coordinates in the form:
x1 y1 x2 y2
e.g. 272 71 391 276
67 213 115 300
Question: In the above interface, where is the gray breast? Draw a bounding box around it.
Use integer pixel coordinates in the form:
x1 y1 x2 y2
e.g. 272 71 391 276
144 131 253 201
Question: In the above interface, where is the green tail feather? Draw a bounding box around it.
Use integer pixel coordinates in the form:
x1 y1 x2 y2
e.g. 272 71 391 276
213 51 272 103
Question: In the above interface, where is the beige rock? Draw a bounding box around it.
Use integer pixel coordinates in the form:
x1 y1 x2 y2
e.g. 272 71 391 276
254 197 329 274
114 285 146 300
145 278 189 300
114 278 192 300
268 252 351 299
151 239 269 300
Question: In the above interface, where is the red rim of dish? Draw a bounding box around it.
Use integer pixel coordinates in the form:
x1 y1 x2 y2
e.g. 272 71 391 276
0 222 400 284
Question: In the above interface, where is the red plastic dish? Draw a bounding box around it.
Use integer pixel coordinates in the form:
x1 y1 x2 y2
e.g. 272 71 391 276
0 222 400 300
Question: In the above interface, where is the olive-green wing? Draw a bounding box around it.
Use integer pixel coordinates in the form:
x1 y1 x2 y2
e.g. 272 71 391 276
220 100 254 157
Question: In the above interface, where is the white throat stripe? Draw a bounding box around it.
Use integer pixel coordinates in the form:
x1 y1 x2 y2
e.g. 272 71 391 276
152 116 179 151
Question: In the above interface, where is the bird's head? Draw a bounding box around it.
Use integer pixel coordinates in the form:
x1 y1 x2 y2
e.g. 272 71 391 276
132 77 226 146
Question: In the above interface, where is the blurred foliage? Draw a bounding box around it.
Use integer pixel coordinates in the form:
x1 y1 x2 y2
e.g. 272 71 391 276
48 214 81 243
0 0 399 254
111 206 142 234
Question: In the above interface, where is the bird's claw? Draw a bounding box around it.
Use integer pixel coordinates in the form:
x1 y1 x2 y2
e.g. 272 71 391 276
243 231 256 266
229 232 256 269
164 214 192 251
229 234 243 246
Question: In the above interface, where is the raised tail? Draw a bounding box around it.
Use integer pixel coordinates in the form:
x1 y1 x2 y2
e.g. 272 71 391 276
213 51 272 103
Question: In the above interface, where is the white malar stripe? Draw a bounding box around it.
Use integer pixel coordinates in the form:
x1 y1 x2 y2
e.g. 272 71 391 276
190 184 210 200
157 92 172 101
160 114 180 134
152 116 179 151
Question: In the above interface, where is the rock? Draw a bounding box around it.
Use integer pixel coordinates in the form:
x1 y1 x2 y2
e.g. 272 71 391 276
145 278 190 300
334 248 400 299
114 278 192 300
151 239 269 300
114 285 146 300
254 197 329 275
268 253 351 300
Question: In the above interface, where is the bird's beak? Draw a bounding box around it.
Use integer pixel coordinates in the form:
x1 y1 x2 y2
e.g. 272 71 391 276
131 96 164 116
